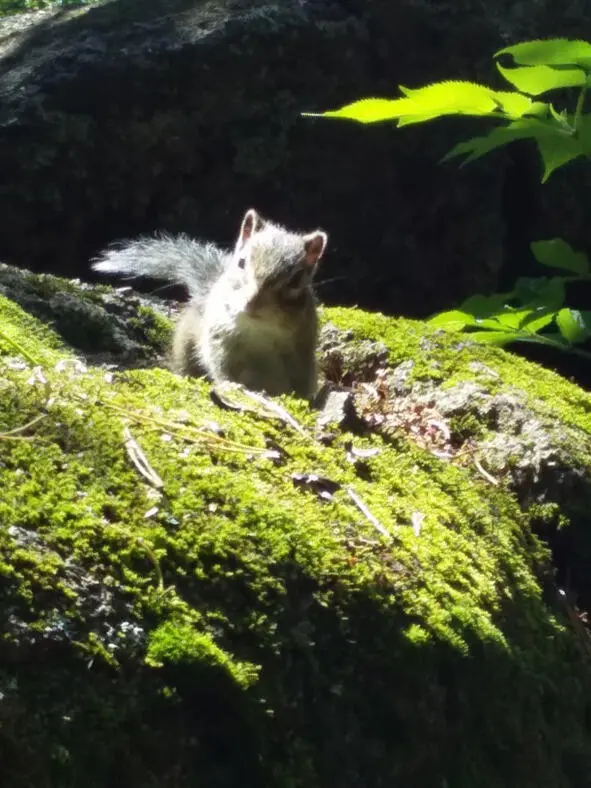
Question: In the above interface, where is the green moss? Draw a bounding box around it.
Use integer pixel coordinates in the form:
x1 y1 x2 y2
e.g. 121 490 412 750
135 304 174 348
0 264 172 361
146 620 260 689
0 292 69 365
447 410 486 442
1 295 591 787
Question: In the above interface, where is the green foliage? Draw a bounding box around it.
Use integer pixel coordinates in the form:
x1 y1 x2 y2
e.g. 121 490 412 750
305 82 546 126
427 240 591 356
497 38 591 67
305 37 591 182
304 38 591 360
530 238 590 274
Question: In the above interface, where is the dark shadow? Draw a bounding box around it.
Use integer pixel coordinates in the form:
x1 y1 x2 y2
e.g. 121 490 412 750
1 547 589 788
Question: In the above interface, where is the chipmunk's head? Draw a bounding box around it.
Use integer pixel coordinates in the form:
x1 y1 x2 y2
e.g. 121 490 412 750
231 208 327 314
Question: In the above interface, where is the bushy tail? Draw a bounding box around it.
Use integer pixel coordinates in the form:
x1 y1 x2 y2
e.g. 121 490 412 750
92 233 227 299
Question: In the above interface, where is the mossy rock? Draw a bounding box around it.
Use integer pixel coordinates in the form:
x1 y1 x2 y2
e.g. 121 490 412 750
1 267 591 788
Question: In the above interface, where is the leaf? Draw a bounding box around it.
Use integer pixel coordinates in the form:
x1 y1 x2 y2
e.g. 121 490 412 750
473 316 512 329
514 276 566 310
496 63 586 95
465 330 517 346
302 98 411 124
460 293 512 317
308 81 536 128
486 308 539 330
549 103 570 126
397 85 547 126
556 308 591 343
443 118 554 166
397 111 461 127
304 81 553 130
530 239 590 274
536 132 584 181
518 309 556 334
495 38 591 69
427 309 478 330
397 81 500 116
491 91 547 119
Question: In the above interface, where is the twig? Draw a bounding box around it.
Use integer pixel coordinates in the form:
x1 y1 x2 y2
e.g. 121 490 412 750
210 387 247 412
135 536 165 592
0 414 46 436
123 427 164 489
95 399 272 455
109 524 166 593
473 457 499 486
346 487 392 542
0 414 47 442
0 327 41 368
239 388 309 437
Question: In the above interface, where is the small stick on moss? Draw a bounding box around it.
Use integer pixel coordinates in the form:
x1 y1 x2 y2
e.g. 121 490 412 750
96 398 273 456
210 387 248 412
346 487 392 542
108 524 166 593
123 427 164 489
0 326 41 368
237 388 309 437
473 457 499 486
0 413 47 442
135 536 165 592
211 384 312 441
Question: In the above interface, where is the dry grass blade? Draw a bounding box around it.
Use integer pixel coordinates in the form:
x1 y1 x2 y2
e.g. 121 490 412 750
123 427 164 489
346 487 392 542
0 413 47 442
234 388 310 438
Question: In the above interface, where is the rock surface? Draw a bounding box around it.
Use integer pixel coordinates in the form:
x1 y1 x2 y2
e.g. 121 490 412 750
1 0 590 320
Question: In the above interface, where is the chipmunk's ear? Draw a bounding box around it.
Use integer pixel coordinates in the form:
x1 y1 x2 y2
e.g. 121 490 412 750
303 231 328 267
237 208 264 246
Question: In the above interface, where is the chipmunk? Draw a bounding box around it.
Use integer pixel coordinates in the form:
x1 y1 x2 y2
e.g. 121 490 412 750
92 208 328 399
